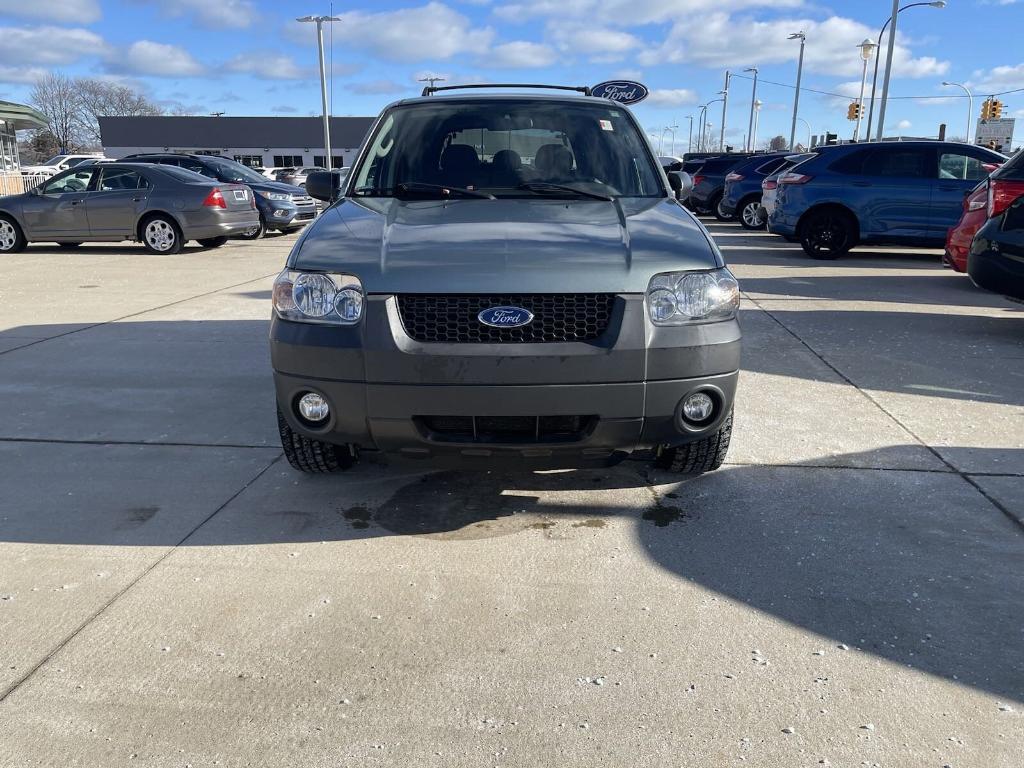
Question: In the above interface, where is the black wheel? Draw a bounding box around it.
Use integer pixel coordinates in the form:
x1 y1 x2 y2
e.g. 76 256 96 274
738 196 766 230
0 214 27 254
277 407 355 473
197 236 228 248
655 411 733 474
237 216 266 240
140 214 183 255
799 208 856 260
712 193 731 221
57 242 83 248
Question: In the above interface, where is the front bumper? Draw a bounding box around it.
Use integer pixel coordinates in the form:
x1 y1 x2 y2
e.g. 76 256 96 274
271 294 741 466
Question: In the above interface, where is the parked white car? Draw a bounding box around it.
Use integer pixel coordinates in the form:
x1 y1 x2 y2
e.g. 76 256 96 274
20 153 105 177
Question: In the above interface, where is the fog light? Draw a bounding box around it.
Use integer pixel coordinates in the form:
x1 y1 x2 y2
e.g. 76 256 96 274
297 392 329 422
682 392 715 423
274 209 288 217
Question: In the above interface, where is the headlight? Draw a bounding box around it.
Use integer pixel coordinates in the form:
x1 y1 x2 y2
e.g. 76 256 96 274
272 269 364 325
645 268 739 325
259 191 291 201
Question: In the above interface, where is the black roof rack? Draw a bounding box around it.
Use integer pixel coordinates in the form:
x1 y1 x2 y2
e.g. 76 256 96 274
421 83 593 98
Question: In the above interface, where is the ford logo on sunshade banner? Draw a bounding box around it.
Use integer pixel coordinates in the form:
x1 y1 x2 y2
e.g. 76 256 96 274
478 306 535 328
592 80 649 105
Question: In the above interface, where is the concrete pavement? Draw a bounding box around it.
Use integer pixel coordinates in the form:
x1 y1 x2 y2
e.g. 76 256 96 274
1 224 1021 767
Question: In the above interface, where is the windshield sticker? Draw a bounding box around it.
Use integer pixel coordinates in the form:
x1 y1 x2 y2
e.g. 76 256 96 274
599 119 614 131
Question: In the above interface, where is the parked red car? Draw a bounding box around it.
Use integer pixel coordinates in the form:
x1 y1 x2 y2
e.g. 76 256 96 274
944 163 1019 273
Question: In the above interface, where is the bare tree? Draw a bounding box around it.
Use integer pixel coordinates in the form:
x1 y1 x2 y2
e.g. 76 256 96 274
768 135 788 151
30 73 82 152
76 78 162 146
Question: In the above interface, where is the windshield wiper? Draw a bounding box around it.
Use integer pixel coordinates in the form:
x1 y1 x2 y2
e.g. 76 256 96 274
516 182 612 201
395 182 495 200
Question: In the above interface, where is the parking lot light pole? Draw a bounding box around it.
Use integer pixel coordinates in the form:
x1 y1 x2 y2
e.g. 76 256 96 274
752 100 762 151
854 38 878 142
787 32 806 151
296 14 340 171
719 71 730 152
797 117 812 149
865 1 947 141
942 81 973 144
686 115 694 153
875 0 902 142
743 67 758 151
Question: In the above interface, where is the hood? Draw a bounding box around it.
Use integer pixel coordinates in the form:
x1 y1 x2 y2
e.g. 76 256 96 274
19 166 58 175
291 196 722 294
246 180 305 195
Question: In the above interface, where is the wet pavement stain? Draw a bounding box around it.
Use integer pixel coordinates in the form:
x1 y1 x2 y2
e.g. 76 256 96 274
572 519 607 528
342 504 372 529
124 506 159 524
642 507 685 527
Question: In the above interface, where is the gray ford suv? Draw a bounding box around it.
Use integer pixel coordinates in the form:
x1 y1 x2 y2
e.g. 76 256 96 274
271 85 741 474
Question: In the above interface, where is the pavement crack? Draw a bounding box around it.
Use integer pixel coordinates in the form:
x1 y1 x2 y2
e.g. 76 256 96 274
0 452 284 706
743 291 1024 533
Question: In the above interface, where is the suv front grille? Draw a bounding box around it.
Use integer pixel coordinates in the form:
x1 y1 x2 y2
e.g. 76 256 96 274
396 294 616 343
418 415 595 444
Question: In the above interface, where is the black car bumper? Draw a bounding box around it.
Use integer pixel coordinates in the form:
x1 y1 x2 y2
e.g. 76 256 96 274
969 218 1024 301
271 295 741 467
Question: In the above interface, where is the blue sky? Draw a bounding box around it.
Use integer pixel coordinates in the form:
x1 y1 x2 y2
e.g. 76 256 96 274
1 0 1022 150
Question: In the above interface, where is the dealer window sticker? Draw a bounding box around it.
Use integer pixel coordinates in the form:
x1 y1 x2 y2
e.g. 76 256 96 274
599 119 614 131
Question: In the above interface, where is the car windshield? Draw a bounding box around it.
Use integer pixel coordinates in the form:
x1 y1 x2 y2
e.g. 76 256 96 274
208 159 268 184
42 156 68 166
351 98 664 199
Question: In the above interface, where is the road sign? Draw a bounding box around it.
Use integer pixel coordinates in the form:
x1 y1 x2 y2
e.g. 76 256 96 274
975 117 1015 150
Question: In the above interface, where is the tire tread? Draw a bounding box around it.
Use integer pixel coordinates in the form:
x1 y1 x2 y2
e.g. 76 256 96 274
277 407 354 473
656 411 733 474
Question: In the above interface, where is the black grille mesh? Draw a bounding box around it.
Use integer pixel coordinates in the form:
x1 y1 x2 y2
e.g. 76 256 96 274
396 294 616 343
419 415 594 443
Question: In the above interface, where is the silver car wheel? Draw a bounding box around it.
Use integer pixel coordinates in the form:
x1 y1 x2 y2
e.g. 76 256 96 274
742 201 765 228
0 219 16 251
144 219 176 252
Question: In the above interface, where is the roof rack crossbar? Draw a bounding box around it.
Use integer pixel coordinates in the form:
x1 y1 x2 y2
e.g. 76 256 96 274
421 83 593 98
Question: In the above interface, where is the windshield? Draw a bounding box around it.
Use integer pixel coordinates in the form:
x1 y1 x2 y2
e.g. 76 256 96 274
351 99 664 199
43 156 68 166
208 159 268 184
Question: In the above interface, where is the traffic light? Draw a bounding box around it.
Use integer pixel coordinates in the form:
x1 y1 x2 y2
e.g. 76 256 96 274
981 99 993 120
991 99 1003 119
846 102 858 121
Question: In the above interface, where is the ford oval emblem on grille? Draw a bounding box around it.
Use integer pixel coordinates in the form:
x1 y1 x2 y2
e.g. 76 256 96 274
478 306 534 328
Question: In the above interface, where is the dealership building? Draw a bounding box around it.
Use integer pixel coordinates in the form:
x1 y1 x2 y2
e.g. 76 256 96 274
98 115 376 168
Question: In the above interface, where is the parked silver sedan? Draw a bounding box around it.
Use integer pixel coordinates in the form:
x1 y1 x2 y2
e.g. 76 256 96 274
0 163 259 255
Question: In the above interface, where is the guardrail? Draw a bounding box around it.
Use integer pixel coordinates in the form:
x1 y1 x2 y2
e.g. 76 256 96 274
0 172 48 196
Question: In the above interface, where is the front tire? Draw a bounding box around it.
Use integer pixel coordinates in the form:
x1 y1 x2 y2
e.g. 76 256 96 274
278 407 355 473
0 214 27 254
655 411 733 474
738 197 766 230
197 236 228 248
799 209 856 260
140 214 183 255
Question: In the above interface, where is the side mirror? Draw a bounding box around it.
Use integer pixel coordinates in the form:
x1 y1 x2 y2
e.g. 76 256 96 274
668 171 692 201
305 170 341 202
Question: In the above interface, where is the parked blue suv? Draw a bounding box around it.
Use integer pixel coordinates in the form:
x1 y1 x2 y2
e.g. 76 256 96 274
768 141 1005 259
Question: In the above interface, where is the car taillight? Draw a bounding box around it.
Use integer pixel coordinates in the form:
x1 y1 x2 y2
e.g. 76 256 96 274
965 183 988 212
725 172 744 182
762 179 778 191
988 179 1024 218
692 175 705 187
202 188 227 208
778 172 813 185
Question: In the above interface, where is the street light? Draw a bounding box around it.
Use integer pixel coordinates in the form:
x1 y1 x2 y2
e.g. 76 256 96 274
296 14 341 170
787 32 806 151
854 38 878 142
751 100 763 151
866 1 946 141
797 117 812 149
942 81 974 144
744 67 759 151
685 115 695 153
719 71 731 152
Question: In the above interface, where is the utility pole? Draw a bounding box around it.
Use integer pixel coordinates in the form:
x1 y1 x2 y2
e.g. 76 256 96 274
853 39 877 142
744 67 759 151
719 71 730 152
296 14 340 170
788 32 806 151
875 0 900 141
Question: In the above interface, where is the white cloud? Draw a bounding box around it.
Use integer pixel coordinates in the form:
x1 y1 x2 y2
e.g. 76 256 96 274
967 63 1024 92
113 41 206 77
494 0 802 25
134 0 258 29
637 14 948 80
271 105 298 114
488 41 557 68
547 22 641 62
0 26 105 67
293 3 494 63
226 52 310 80
0 0 100 24
646 88 699 108
896 119 913 130
0 64 50 85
